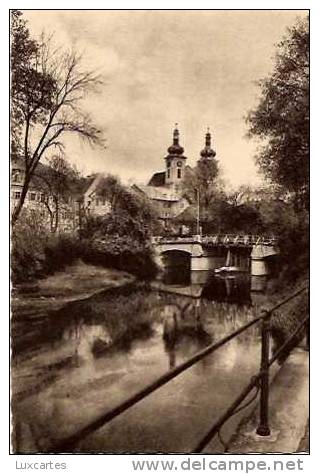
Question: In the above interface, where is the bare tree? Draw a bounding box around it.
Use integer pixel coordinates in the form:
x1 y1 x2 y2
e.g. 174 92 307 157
11 20 105 225
34 155 80 233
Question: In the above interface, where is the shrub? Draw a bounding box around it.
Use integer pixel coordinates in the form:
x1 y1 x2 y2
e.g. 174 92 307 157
42 234 86 275
11 212 158 284
11 211 87 283
11 211 47 283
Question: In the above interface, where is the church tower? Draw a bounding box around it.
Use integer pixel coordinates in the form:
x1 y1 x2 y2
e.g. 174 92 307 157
198 127 216 162
165 124 187 189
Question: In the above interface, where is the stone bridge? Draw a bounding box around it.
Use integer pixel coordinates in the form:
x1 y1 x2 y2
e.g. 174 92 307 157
152 234 279 276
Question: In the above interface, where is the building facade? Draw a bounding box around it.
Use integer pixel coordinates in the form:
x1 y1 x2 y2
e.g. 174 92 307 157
132 125 192 223
11 158 111 233
133 125 217 226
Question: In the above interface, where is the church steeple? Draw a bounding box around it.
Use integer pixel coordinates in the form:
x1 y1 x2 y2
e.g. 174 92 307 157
200 127 216 160
167 123 184 156
165 124 187 189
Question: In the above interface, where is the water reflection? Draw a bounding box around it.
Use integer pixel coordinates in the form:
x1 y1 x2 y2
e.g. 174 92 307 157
62 321 112 365
161 250 191 286
161 301 212 369
202 273 252 305
12 270 268 454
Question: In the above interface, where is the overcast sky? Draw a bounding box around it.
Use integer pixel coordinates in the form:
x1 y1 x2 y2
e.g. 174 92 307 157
23 10 307 188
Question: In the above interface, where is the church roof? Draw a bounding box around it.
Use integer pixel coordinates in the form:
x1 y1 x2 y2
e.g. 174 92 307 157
200 128 216 160
174 204 197 222
132 184 181 202
166 125 186 159
148 171 166 187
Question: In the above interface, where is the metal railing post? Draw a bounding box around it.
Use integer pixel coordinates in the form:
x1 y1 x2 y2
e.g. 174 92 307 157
256 310 271 436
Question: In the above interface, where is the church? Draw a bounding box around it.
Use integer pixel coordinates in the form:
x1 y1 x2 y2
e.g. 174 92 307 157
132 124 216 226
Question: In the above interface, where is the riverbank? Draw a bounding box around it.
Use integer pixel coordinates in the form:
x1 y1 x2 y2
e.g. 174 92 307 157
12 260 134 313
11 261 135 359
265 274 309 364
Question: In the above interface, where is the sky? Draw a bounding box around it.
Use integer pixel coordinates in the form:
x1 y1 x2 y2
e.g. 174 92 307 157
23 9 308 189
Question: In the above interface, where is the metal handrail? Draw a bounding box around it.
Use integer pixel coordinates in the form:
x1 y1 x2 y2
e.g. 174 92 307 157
51 286 308 453
193 313 310 452
194 286 309 452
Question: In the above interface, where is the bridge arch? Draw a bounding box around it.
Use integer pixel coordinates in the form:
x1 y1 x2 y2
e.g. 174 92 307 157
155 242 204 258
161 248 192 257
161 249 191 268
158 250 192 285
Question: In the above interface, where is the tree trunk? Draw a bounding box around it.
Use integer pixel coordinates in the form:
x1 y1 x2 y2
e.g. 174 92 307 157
49 211 55 233
53 196 59 233
11 175 31 226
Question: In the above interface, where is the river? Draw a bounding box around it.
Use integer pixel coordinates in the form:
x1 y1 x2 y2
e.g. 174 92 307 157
11 267 274 453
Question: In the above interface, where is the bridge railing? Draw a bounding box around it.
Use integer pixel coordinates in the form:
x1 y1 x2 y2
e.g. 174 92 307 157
201 234 277 246
152 234 277 246
151 235 202 244
50 286 308 453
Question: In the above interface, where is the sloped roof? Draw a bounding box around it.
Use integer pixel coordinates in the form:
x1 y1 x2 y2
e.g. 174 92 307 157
133 184 181 202
174 204 197 222
68 176 96 200
148 171 166 187
11 156 99 199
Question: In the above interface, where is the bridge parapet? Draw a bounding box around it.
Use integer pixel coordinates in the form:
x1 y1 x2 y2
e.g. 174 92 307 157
152 234 277 248
202 234 277 246
152 235 202 245
152 234 279 275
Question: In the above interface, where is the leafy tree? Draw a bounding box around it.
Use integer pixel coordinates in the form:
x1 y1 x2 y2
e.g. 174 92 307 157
247 17 309 282
181 155 223 233
183 159 220 209
247 16 309 209
81 175 158 247
10 10 105 225
80 176 159 279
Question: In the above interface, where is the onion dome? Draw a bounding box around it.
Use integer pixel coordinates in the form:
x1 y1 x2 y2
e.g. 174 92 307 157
200 127 216 159
167 124 184 156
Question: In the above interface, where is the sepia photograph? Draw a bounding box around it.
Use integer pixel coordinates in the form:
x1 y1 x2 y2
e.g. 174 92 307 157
10 9 309 455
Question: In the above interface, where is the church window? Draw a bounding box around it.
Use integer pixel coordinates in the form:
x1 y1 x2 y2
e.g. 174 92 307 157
167 170 170 179
177 169 181 179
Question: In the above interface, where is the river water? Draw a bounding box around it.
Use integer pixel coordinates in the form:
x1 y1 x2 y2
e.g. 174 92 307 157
11 268 273 453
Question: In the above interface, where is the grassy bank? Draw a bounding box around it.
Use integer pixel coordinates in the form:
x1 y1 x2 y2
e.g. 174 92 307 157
11 228 157 284
268 274 309 364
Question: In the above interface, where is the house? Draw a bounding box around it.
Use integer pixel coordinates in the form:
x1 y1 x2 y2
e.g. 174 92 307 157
80 173 112 217
10 157 111 233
